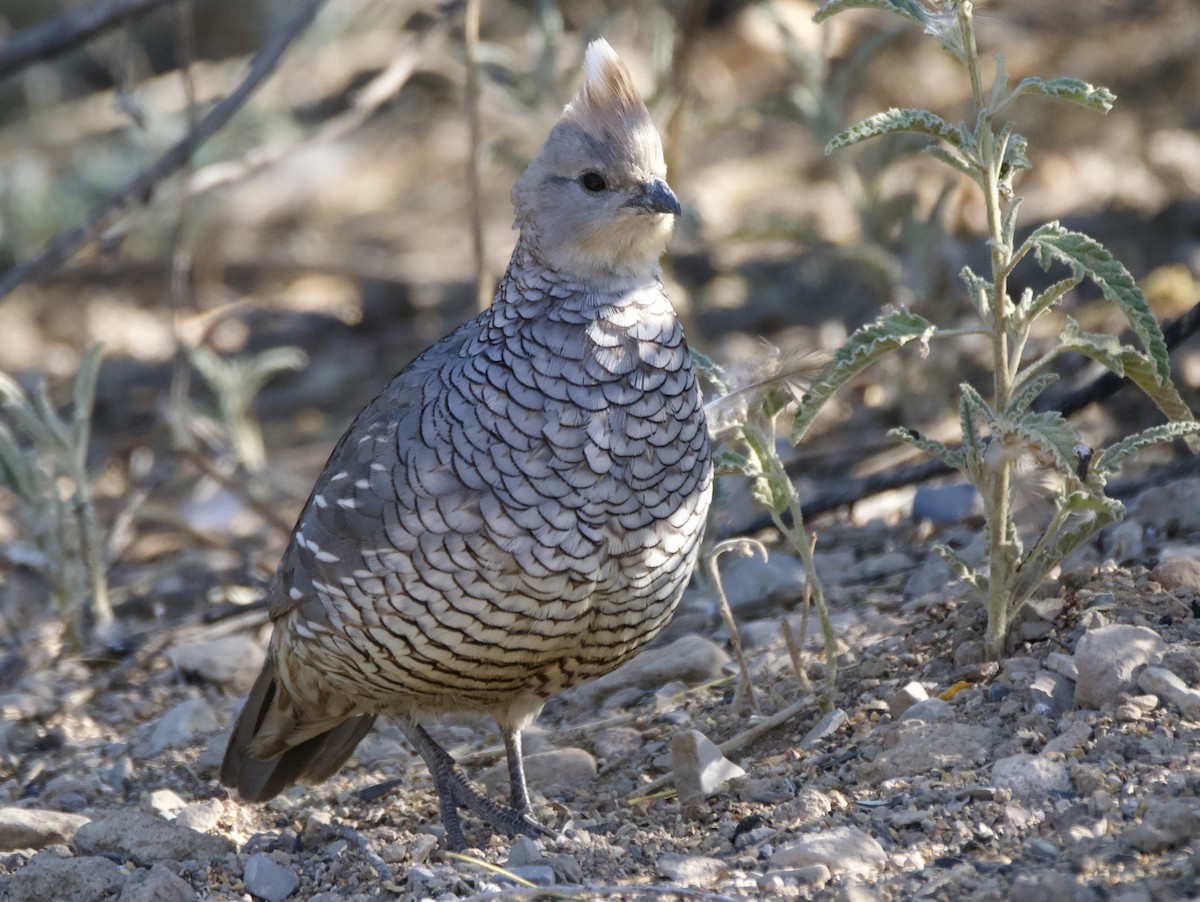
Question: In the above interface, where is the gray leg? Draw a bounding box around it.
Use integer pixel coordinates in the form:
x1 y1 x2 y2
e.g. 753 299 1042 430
502 727 532 816
397 718 555 850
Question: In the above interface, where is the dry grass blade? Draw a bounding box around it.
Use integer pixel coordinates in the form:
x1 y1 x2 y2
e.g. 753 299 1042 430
704 537 765 711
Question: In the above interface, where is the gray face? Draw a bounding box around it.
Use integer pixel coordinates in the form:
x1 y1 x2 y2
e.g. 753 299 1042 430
511 55 679 281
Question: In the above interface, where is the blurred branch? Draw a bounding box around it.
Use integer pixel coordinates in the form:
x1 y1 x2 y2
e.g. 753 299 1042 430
185 1 462 197
463 0 489 311
0 0 330 302
166 0 198 460
0 0 173 82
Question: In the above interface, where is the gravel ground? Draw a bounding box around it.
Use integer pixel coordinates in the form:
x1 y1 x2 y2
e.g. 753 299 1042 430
3 476 1200 901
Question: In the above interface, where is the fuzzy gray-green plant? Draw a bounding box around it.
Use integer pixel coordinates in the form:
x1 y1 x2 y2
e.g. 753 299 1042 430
0 345 114 650
803 0 1200 659
188 345 308 494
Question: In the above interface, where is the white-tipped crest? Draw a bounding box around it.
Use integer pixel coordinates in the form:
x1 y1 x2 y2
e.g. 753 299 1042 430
511 39 676 280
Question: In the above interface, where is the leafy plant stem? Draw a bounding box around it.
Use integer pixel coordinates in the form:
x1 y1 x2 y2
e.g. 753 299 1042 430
959 2 1020 660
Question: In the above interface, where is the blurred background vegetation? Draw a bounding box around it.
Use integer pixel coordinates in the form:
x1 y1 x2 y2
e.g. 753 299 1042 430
2 0 1200 654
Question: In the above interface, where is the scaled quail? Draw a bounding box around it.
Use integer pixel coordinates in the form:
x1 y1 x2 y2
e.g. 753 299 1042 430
221 39 713 850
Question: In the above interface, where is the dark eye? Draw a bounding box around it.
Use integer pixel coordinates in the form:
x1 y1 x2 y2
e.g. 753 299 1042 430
580 172 607 193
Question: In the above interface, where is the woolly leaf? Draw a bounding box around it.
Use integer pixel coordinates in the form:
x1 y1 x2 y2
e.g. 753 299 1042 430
1030 223 1169 384
1020 277 1079 323
923 145 981 182
1011 410 1081 475
1093 422 1200 478
712 447 752 478
958 383 993 455
70 344 104 465
813 0 929 26
690 348 729 394
1013 77 1116 113
827 108 967 155
1005 373 1059 417
933 544 987 593
959 265 991 317
791 309 935 444
1058 318 1198 444
889 426 966 470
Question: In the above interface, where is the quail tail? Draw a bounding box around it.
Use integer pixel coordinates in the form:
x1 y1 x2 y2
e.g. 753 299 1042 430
221 658 377 803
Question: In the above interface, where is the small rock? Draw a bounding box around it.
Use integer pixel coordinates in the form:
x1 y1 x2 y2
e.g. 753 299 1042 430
671 730 746 802
117 862 196 902
174 800 224 834
1045 652 1079 681
572 636 730 709
1028 670 1075 719
774 787 832 827
1009 871 1097 902
859 722 991 783
149 788 187 818
888 681 928 718
992 753 1070 798
1152 557 1200 595
169 635 265 691
904 556 956 600
591 727 642 765
406 834 438 866
740 775 792 804
656 852 728 885
506 835 544 868
770 826 887 876
1073 625 1164 710
1103 519 1145 563
506 865 556 886
244 853 300 902
0 806 90 851
836 883 884 902
547 853 584 884
857 550 914 582
898 697 953 723
1162 644 1200 685
1042 722 1092 757
1123 798 1200 852
800 708 847 749
788 864 832 887
1133 478 1200 535
759 865 832 889
6 852 127 902
952 641 987 671
1114 702 1144 722
912 483 980 523
73 810 233 866
814 548 857 587
483 748 596 795
194 729 229 778
1137 666 1200 719
141 698 221 757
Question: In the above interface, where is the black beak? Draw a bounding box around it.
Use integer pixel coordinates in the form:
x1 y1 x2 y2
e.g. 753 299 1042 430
623 179 682 217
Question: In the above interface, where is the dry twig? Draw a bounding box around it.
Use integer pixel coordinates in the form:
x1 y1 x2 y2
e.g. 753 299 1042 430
0 0 330 301
0 0 174 81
